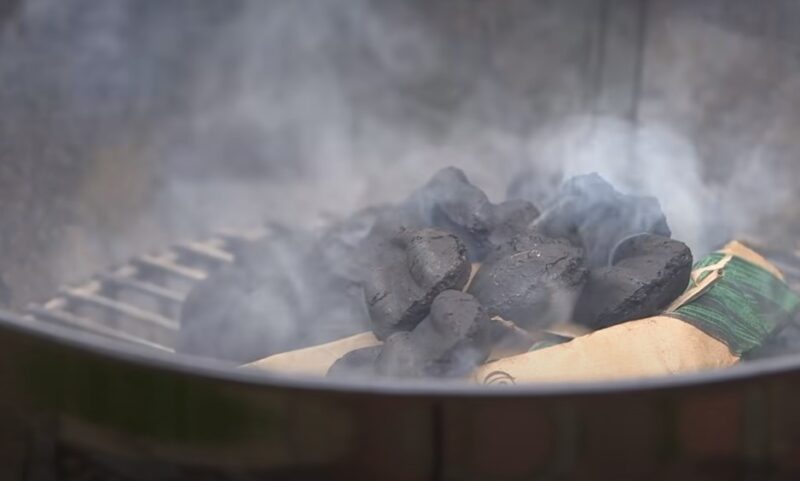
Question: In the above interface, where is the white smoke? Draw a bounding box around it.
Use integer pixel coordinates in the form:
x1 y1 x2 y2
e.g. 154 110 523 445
2 1 799 369
141 1 798 259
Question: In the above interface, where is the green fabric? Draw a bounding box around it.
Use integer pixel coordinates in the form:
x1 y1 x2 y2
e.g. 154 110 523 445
669 253 800 355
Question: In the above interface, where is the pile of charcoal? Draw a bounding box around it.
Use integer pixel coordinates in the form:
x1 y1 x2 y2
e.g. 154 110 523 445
177 167 693 379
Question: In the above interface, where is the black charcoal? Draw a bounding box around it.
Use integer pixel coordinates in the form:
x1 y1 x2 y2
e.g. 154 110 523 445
469 233 588 330
327 346 382 378
364 228 470 340
405 167 495 260
375 332 426 378
409 290 492 377
535 173 671 268
376 290 492 378
574 234 692 329
488 199 540 249
365 168 541 262
402 167 545 261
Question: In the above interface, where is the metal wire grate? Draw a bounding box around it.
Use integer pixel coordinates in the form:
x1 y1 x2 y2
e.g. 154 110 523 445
21 229 800 356
23 229 268 352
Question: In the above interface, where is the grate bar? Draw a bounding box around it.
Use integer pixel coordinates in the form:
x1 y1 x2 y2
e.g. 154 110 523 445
132 255 207 282
215 229 268 252
172 241 234 265
62 289 178 331
97 272 185 306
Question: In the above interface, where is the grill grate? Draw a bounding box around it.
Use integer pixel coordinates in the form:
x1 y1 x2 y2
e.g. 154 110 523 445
22 230 800 355
23 229 267 352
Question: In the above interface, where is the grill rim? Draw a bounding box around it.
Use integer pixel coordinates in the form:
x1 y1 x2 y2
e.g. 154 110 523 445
11 229 800 397
4 304 800 399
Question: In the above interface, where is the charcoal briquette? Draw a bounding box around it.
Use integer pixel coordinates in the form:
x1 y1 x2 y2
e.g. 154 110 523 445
364 168 541 262
364 228 470 339
488 199 540 249
375 332 427 378
409 290 492 376
375 290 493 378
535 173 672 268
468 233 588 329
406 167 495 259
327 346 382 378
573 234 692 329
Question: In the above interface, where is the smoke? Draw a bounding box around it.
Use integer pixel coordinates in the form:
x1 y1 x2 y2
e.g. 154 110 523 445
147 0 596 237
2 0 800 369
140 0 797 258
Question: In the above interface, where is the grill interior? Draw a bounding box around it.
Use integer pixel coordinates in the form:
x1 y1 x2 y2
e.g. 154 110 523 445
20 226 800 359
23 229 268 352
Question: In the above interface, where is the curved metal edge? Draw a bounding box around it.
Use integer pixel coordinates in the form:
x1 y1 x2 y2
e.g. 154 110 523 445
3 308 800 399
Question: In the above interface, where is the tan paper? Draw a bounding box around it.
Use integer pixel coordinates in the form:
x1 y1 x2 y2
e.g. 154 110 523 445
472 240 781 385
244 332 380 376
472 316 737 384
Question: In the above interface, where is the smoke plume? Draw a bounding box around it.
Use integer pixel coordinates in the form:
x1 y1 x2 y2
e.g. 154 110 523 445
0 1 798 363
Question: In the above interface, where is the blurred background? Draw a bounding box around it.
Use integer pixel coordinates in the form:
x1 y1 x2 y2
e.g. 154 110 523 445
1 0 799 308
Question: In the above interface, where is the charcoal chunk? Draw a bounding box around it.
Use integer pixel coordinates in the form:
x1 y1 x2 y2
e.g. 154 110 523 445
488 199 540 249
574 234 692 329
363 168 541 262
390 167 541 261
535 173 671 268
410 290 492 376
375 332 426 378
327 346 382 379
364 228 470 340
405 167 495 260
376 290 492 378
469 233 588 329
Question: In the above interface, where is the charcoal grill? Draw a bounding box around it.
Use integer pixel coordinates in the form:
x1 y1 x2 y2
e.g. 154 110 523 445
6 0 800 480
1 229 799 480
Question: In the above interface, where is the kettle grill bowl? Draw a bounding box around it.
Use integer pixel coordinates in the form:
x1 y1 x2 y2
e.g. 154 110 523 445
1 232 799 480
5 0 800 479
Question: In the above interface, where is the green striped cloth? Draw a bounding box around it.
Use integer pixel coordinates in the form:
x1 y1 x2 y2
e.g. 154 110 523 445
668 252 800 355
